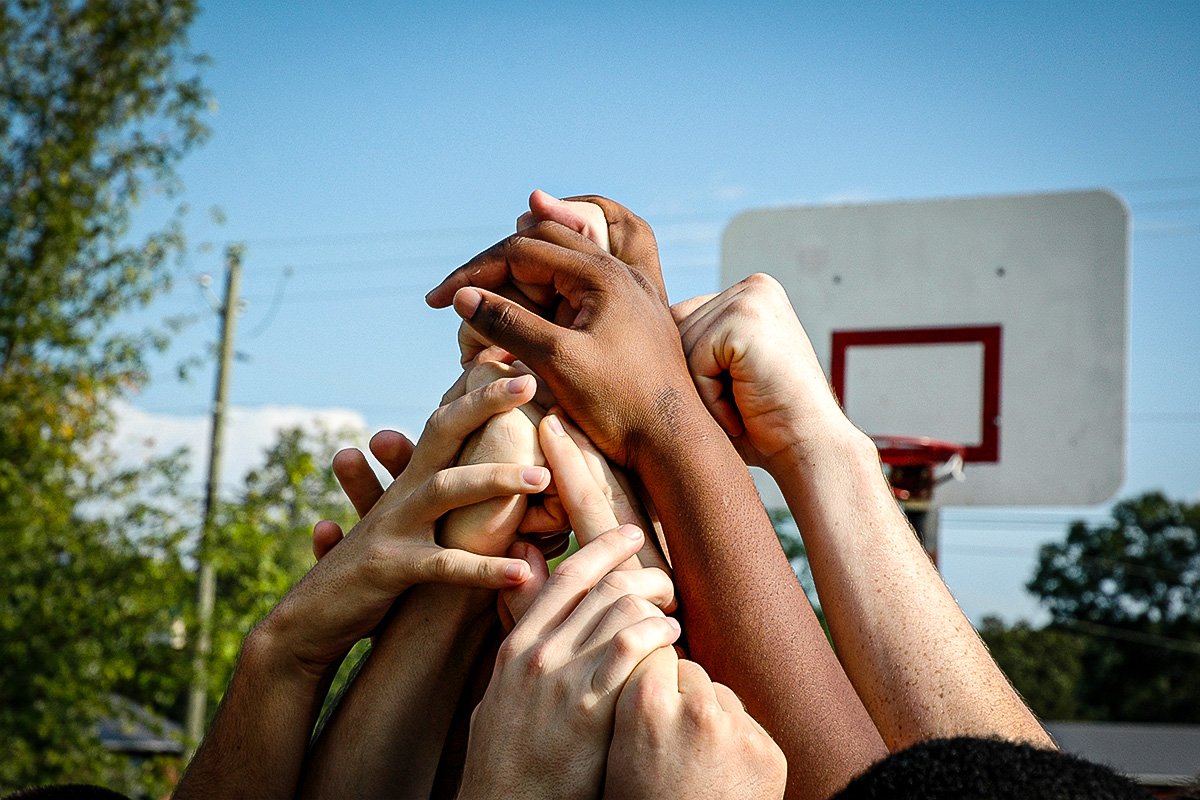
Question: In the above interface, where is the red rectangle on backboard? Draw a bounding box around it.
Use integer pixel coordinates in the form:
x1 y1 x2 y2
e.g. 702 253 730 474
830 325 1003 462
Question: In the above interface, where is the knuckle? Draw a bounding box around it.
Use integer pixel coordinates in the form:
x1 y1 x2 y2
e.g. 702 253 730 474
548 558 587 584
683 695 722 729
425 470 453 501
598 570 634 595
485 301 522 342
744 272 782 294
629 679 673 716
523 641 555 677
424 550 454 582
609 626 643 659
576 486 612 517
570 691 600 721
613 593 650 620
495 636 523 669
423 406 449 439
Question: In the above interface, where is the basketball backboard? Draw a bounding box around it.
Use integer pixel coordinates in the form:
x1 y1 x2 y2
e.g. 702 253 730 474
720 190 1128 507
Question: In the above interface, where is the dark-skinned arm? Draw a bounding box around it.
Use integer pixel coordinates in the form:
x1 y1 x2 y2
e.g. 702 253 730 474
426 204 886 800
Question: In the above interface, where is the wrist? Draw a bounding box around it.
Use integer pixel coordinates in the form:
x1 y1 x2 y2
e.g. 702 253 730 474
247 609 339 688
627 387 726 473
763 416 878 483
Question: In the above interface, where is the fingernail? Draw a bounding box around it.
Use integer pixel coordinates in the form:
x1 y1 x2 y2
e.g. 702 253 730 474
508 375 532 393
545 414 566 436
621 525 643 540
505 562 529 582
666 617 681 633
453 287 482 318
522 467 548 486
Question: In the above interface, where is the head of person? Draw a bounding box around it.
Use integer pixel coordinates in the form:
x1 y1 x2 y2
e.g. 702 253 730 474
834 737 1151 800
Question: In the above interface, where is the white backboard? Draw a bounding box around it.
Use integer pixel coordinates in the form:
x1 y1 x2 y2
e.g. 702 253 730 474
721 190 1128 507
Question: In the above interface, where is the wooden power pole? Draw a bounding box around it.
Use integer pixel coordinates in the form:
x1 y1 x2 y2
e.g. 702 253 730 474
185 243 244 751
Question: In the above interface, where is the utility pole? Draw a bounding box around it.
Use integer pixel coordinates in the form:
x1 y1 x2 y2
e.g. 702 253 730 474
185 243 244 752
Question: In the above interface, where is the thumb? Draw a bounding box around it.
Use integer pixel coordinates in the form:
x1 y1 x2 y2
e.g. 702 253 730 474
453 286 569 373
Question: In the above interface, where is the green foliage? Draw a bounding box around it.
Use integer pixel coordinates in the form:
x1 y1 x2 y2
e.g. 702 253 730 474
996 492 1200 722
204 427 359 707
979 617 1086 720
0 0 209 791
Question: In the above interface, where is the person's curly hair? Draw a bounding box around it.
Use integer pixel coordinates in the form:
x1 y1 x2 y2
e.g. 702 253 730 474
835 736 1152 800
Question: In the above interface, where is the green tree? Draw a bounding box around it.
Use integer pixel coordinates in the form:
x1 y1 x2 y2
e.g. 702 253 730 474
0 0 209 790
978 617 1086 720
204 426 360 708
1026 492 1200 721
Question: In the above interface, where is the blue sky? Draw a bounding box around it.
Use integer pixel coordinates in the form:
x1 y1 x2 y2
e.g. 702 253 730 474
124 1 1200 623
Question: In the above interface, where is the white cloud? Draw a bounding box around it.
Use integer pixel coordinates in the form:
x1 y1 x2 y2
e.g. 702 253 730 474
712 184 749 202
110 401 367 493
817 189 880 205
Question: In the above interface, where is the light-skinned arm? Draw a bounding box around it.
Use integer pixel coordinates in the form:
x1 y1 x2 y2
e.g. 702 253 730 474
173 377 545 800
671 273 1054 751
426 200 887 800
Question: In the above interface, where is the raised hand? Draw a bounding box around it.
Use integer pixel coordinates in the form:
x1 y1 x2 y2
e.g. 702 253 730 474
606 648 787 800
433 198 888 799
312 428 415 560
259 375 548 677
672 273 854 470
456 189 613 367
426 208 698 469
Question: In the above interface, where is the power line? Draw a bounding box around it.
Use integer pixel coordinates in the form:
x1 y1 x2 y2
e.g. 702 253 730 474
1056 618 1200 656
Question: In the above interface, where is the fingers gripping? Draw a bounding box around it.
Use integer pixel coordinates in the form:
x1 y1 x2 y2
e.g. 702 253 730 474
499 540 552 626
525 190 611 253
452 287 568 375
512 525 646 637
411 374 538 476
590 615 682 697
408 543 532 589
564 194 667 304
410 462 551 523
428 221 614 310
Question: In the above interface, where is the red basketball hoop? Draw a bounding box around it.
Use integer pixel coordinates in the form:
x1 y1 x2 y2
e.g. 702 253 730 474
872 435 966 502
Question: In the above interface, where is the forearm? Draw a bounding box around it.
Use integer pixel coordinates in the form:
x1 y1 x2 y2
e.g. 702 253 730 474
299 583 498 800
633 408 886 800
174 627 326 800
771 421 1053 750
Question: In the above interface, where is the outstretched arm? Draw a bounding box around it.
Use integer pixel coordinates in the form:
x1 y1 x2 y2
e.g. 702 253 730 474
173 378 545 800
672 274 1053 751
426 200 886 799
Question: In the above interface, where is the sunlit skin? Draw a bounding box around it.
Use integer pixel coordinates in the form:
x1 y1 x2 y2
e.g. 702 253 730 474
426 193 886 800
